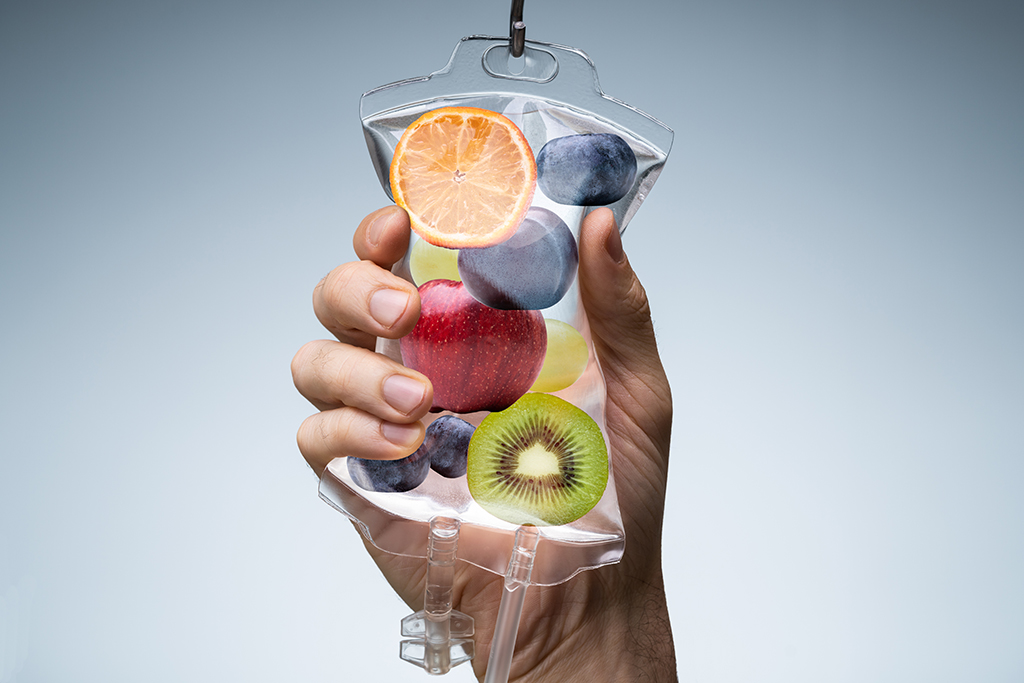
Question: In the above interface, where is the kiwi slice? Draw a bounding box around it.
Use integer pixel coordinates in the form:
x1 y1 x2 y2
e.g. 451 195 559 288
467 393 608 526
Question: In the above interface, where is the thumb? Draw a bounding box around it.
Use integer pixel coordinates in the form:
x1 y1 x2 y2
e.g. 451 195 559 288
577 208 672 449
578 209 663 378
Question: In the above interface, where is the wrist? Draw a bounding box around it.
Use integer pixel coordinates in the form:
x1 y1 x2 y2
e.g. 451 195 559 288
511 572 677 683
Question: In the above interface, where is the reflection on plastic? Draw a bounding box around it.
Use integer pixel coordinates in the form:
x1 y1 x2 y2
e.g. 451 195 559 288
319 461 625 586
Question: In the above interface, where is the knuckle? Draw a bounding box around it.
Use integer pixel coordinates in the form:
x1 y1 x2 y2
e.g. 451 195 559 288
291 340 326 384
327 346 361 386
623 275 653 320
297 410 352 459
319 261 365 312
296 413 321 455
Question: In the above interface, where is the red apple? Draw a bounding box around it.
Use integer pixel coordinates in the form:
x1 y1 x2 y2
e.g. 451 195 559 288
401 280 547 413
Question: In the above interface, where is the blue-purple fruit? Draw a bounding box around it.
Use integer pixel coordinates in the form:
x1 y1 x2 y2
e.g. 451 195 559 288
348 447 430 493
458 207 578 311
424 415 475 478
536 133 637 206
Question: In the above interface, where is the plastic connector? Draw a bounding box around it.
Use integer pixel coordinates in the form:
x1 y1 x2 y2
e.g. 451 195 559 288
400 516 475 675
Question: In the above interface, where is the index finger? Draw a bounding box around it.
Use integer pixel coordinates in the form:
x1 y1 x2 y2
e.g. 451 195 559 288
354 205 412 268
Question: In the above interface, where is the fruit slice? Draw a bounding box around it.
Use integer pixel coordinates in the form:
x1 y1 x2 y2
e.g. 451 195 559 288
467 393 608 526
390 106 536 249
530 319 589 393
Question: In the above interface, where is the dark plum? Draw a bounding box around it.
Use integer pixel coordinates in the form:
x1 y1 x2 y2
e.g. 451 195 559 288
536 133 637 206
458 207 578 310
348 447 430 493
423 415 475 478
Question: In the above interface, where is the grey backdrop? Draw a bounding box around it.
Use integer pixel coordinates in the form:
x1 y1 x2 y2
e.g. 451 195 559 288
2 0 1022 681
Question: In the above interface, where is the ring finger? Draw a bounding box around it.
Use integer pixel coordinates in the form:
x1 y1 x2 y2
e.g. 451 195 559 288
297 407 425 476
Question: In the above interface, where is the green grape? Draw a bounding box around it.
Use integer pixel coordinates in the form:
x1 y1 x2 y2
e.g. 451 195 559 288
409 237 461 285
530 319 589 393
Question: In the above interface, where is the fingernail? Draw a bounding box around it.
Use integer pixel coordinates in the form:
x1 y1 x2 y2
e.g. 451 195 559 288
370 289 410 329
366 208 397 247
383 374 426 415
381 421 421 447
605 224 625 264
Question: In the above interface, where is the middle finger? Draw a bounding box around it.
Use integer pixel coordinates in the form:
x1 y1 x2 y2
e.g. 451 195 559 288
291 338 432 422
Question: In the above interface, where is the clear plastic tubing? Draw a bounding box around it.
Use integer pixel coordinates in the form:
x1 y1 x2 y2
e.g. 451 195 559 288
483 525 540 683
423 517 460 670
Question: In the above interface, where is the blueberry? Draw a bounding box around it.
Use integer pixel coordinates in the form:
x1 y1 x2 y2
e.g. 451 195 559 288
424 415 475 478
536 133 637 206
348 447 430 493
458 207 578 310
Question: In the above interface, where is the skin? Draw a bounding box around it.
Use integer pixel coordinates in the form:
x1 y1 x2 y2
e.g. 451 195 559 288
292 205 676 682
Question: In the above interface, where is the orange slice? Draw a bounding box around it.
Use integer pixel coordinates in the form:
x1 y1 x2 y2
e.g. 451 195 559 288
390 107 536 249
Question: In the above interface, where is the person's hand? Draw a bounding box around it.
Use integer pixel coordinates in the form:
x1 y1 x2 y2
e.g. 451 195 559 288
293 205 676 682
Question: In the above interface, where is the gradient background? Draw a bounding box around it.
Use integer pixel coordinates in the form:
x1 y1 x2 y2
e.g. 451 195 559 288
2 0 1022 681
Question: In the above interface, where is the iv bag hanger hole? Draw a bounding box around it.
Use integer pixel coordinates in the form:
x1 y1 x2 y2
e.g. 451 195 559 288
482 1 559 83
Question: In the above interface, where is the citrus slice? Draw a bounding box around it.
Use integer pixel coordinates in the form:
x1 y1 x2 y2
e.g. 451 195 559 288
390 107 536 249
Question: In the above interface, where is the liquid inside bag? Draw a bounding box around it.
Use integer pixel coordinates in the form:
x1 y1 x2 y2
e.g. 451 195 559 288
319 36 672 586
